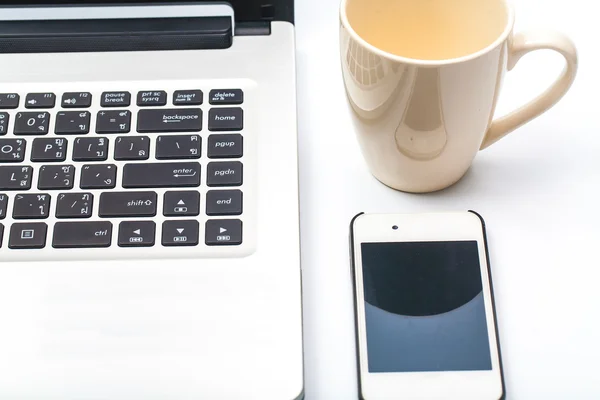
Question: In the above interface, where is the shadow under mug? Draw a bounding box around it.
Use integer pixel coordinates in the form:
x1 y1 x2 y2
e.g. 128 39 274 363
340 0 578 193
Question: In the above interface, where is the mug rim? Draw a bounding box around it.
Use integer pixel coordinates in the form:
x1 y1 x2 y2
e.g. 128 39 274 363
340 0 516 66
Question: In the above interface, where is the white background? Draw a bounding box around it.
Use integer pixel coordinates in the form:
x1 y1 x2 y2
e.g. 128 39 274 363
294 0 600 398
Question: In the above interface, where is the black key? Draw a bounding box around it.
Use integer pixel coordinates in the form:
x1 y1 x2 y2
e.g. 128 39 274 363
101 91 131 107
0 193 6 219
56 192 93 218
206 190 242 216
205 219 242 246
161 220 199 246
52 221 112 248
0 166 32 190
137 90 167 107
207 161 243 187
163 191 200 216
25 93 56 109
209 89 243 105
207 134 243 158
137 108 202 133
173 90 203 106
80 164 117 189
208 108 243 131
99 191 157 217
0 223 3 247
0 93 19 109
9 222 47 249
31 138 67 162
61 92 92 108
73 137 108 161
156 135 201 159
96 110 131 134
0 113 9 135
14 112 50 135
114 136 150 160
38 165 75 190
118 221 156 247
122 162 200 188
13 193 50 219
55 111 91 134
0 139 26 162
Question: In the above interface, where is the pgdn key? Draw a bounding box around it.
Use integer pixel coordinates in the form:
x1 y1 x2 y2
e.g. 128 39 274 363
207 161 243 187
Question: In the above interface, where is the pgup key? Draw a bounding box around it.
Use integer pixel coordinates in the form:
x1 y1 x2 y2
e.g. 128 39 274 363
208 134 243 158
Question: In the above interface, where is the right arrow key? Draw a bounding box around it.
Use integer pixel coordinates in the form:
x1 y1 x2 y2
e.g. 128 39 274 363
205 219 242 246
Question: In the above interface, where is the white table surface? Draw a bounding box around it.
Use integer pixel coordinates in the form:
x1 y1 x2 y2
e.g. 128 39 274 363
294 0 600 398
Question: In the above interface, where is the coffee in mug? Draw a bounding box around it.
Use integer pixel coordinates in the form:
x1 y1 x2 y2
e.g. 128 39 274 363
340 0 578 193
347 0 508 61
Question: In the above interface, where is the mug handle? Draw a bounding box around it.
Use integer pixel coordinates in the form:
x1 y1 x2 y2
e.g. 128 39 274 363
480 30 578 150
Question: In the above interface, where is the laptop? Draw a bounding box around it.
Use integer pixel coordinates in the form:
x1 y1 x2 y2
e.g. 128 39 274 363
0 1 303 399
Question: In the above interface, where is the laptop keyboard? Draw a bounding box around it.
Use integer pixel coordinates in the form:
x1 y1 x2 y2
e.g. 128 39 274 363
0 84 254 260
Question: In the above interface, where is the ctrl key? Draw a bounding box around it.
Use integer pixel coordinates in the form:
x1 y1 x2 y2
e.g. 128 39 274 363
9 222 47 249
52 221 112 248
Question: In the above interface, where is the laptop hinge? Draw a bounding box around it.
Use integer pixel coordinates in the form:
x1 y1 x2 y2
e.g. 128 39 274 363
0 16 232 54
234 22 271 36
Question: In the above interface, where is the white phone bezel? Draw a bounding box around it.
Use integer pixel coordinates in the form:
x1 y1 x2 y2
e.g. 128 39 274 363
352 212 504 400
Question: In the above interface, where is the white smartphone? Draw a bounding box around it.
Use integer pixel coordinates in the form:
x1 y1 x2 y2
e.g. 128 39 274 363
350 211 505 400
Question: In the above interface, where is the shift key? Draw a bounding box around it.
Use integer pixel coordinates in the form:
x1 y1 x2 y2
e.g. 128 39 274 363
123 162 200 188
137 108 202 133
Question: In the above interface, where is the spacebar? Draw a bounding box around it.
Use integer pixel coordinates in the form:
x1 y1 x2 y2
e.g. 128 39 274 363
122 162 201 188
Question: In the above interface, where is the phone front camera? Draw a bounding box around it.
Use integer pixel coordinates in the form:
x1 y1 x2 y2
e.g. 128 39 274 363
392 225 398 230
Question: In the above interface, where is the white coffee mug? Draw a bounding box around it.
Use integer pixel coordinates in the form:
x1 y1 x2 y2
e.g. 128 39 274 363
340 0 578 193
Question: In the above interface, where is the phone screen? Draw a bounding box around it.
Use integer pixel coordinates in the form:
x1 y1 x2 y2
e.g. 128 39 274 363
360 240 492 373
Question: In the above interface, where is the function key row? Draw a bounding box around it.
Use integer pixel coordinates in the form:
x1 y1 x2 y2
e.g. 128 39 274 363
0 161 242 190
0 218 242 249
1 108 242 135
0 134 241 163
0 190 241 219
0 90 243 110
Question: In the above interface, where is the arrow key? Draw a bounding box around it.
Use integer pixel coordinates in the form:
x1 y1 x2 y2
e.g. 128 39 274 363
118 221 156 247
162 220 199 246
205 219 242 246
163 190 200 216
